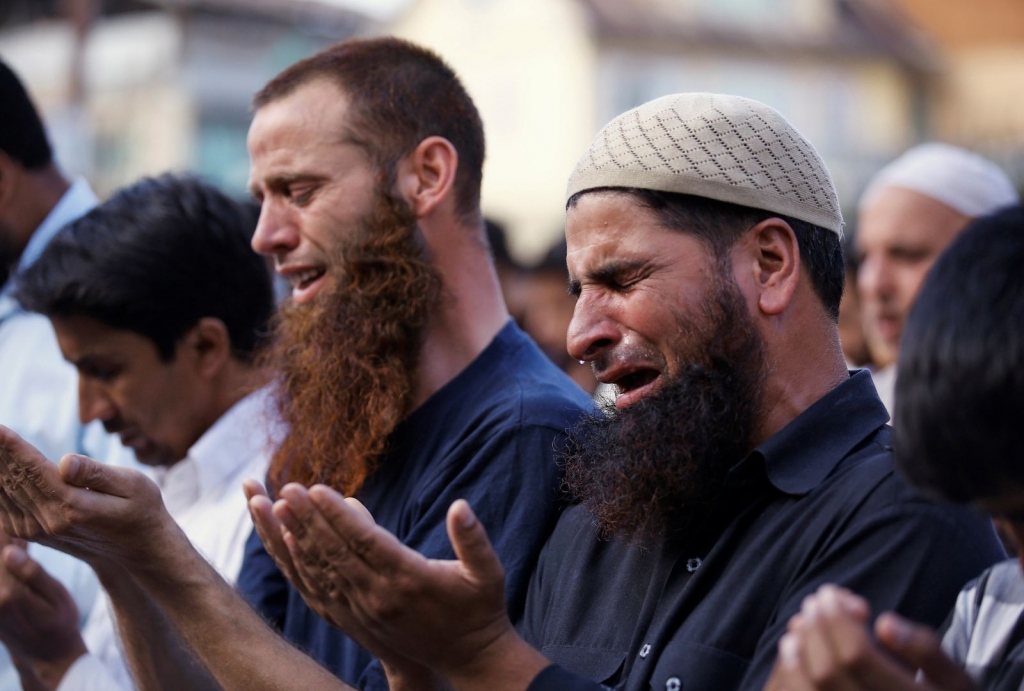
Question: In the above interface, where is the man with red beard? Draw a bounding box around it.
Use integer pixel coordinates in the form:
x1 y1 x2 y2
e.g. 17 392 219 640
0 37 590 690
242 93 1006 691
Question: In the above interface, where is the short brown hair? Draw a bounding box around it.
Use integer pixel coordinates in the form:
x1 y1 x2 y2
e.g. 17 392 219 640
254 37 485 221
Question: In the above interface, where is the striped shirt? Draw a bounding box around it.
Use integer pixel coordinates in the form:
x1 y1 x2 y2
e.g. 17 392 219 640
943 559 1024 690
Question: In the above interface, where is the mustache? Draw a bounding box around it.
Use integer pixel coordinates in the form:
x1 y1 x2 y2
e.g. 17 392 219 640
102 418 128 435
562 274 767 543
259 187 443 496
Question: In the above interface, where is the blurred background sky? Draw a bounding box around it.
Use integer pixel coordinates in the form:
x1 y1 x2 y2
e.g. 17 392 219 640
1 0 1022 261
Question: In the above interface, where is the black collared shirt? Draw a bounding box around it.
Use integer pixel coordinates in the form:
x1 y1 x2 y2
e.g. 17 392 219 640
521 371 1004 691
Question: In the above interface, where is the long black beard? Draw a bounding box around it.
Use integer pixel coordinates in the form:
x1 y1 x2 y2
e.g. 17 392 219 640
562 275 767 543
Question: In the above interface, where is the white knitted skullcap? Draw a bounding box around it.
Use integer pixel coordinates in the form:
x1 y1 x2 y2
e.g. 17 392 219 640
567 93 844 234
859 143 1019 218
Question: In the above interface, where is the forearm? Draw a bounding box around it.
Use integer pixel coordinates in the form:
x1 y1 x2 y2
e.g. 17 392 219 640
97 563 221 691
119 539 351 691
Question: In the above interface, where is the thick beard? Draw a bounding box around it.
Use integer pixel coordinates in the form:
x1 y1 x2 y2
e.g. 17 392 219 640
261 189 443 495
562 271 767 543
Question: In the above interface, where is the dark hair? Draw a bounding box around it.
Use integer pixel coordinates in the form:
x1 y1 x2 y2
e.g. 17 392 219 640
567 188 845 320
253 37 485 222
0 60 53 169
893 204 1024 504
14 174 274 361
533 237 568 275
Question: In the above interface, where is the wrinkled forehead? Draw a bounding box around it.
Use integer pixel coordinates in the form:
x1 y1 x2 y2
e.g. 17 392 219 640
248 79 353 155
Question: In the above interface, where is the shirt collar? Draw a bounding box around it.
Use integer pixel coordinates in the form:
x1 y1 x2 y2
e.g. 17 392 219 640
17 178 98 275
176 387 276 498
752 369 890 496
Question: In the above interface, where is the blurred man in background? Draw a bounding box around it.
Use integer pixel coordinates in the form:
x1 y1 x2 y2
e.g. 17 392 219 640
767 203 1024 691
0 174 276 690
855 143 1018 414
0 58 105 689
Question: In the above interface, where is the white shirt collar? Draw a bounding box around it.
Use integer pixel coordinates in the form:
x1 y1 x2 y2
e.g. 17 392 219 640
157 387 276 511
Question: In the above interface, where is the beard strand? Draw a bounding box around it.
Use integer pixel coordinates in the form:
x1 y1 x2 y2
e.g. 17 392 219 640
562 272 767 543
261 189 443 495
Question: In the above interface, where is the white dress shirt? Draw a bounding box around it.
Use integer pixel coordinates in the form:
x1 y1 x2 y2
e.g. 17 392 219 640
57 388 276 691
870 364 896 420
0 179 112 690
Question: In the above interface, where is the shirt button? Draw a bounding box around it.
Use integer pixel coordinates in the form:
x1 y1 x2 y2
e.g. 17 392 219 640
686 558 702 572
639 643 651 658
666 677 682 691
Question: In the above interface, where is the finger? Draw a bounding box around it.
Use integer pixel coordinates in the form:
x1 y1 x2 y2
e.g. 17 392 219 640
799 593 923 690
875 613 974 690
340 495 376 527
0 427 68 519
770 633 818 691
308 486 415 577
1 545 74 610
825 585 870 624
446 500 505 587
248 494 301 584
59 455 137 498
281 488 357 599
281 529 327 599
243 479 268 502
277 484 313 539
795 596 860 691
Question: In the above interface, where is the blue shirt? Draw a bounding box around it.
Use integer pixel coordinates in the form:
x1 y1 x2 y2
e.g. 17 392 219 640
238 321 592 689
0 178 104 691
522 370 1005 691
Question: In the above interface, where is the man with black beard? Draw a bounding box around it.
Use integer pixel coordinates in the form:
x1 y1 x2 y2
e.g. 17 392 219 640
239 93 1005 691
0 37 590 691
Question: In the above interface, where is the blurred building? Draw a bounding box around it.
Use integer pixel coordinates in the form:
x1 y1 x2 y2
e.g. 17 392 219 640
2 0 1020 256
895 0 1024 187
388 0 938 259
0 0 367 197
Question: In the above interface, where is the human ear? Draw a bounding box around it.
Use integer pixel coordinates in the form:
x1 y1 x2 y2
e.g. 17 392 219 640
749 218 799 316
395 136 459 218
183 318 232 380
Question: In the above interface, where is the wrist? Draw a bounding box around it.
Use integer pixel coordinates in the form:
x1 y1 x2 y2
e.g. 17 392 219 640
443 627 549 691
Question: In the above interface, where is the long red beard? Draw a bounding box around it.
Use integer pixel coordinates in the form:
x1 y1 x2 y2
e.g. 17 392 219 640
261 191 442 495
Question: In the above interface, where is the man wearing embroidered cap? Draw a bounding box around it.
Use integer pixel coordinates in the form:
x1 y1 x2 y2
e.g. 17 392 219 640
854 143 1018 414
231 92 1006 691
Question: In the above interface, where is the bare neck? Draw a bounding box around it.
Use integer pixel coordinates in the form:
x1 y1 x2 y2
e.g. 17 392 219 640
412 217 510 410
17 165 71 250
752 312 850 448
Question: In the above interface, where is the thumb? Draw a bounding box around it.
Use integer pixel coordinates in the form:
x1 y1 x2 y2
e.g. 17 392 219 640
58 454 135 498
2 544 76 612
875 613 975 690
446 499 505 587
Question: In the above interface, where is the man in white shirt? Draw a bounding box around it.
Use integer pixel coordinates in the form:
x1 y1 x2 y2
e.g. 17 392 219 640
0 58 107 689
0 174 277 690
854 143 1019 415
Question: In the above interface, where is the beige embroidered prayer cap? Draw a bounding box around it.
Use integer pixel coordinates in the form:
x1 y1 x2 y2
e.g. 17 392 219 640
567 93 844 235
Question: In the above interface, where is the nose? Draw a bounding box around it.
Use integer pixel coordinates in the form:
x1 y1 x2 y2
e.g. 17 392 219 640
856 253 895 306
251 198 301 257
567 294 621 363
78 378 117 426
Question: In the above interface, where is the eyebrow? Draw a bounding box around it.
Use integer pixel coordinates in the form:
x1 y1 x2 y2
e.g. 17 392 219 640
248 173 326 201
567 259 648 297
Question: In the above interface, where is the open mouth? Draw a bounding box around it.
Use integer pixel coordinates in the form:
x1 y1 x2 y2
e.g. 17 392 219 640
610 368 662 408
284 267 327 304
